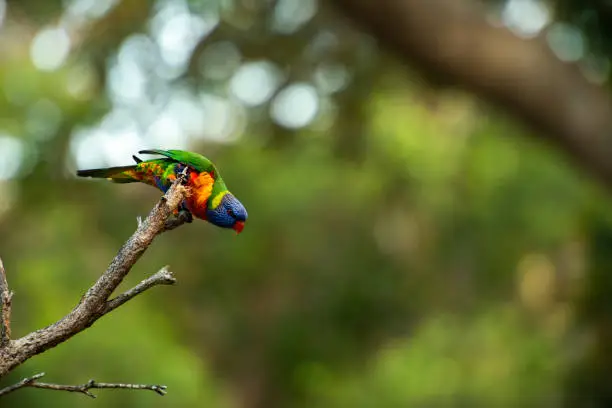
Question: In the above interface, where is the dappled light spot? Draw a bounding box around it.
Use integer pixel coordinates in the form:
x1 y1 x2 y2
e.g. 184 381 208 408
501 0 550 38
199 41 242 81
146 111 189 150
314 62 350 94
65 62 97 100
0 0 5 29
271 83 319 129
517 253 556 313
107 34 163 104
0 135 24 180
309 96 337 132
30 27 71 71
71 127 110 170
230 61 283 107
198 93 245 141
98 110 147 166
307 30 340 58
150 0 218 77
118 34 160 72
163 90 207 138
108 52 147 105
71 110 147 169
25 99 63 141
271 0 317 34
547 23 586 62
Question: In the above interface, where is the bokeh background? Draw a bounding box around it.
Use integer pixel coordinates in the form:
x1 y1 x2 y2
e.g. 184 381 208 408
1 0 612 407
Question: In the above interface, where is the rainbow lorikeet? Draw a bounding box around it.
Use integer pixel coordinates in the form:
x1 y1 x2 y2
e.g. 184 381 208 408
77 149 247 233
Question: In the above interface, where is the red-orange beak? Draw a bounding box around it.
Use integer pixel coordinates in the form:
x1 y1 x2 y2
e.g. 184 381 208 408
233 221 245 234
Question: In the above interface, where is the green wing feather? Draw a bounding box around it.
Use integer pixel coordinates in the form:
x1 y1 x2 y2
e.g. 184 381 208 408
77 150 227 196
138 149 229 199
77 158 176 188
138 149 218 174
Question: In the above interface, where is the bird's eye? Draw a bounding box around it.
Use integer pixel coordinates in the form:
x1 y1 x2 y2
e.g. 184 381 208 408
227 209 235 218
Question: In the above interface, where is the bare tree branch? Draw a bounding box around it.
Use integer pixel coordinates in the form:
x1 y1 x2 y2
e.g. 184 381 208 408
0 258 12 348
0 171 189 379
329 0 612 189
0 372 166 398
103 266 176 314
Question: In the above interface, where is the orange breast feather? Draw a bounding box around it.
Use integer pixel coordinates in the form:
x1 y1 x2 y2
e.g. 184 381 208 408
186 171 214 219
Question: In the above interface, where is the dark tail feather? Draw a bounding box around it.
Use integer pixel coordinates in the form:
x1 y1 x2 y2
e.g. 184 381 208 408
139 149 170 157
76 165 138 183
132 155 142 163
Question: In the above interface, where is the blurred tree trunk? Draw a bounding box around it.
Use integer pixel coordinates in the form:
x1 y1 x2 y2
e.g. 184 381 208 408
329 0 612 189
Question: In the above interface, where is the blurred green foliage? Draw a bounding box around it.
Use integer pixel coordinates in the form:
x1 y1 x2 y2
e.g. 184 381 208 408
1 0 612 407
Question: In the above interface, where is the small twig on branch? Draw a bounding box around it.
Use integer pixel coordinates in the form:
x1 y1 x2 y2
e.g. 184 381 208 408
0 169 189 379
0 373 167 398
103 266 176 314
0 257 12 347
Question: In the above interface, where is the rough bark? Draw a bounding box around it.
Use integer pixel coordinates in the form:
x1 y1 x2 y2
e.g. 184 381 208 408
0 173 188 381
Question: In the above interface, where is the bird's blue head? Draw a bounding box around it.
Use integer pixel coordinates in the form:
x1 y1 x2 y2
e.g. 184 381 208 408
206 192 248 233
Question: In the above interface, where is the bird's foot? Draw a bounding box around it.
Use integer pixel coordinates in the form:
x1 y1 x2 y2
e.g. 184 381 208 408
179 208 193 223
178 166 190 186
164 208 193 231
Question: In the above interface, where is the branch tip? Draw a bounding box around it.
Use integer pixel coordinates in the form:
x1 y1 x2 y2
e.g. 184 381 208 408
157 266 176 284
102 266 178 315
